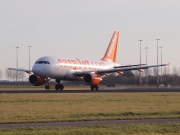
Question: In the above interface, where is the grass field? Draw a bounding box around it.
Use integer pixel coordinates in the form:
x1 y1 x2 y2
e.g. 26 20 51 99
0 92 180 124
0 92 180 134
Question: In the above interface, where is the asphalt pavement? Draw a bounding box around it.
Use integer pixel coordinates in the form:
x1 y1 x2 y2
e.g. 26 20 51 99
0 119 180 128
0 87 180 93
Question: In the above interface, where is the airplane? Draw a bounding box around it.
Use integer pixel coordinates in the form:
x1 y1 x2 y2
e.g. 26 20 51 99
9 31 169 90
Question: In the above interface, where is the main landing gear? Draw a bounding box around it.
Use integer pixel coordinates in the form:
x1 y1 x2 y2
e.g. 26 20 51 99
55 79 64 90
55 84 64 90
91 84 99 90
45 82 64 90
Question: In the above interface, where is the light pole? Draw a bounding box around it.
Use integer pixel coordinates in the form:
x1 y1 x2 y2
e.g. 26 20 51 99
159 46 163 85
139 40 143 85
156 39 160 88
145 47 149 85
16 46 19 82
28 46 32 70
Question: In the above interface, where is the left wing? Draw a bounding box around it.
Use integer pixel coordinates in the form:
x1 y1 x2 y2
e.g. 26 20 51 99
74 63 170 77
114 64 146 68
8 68 32 74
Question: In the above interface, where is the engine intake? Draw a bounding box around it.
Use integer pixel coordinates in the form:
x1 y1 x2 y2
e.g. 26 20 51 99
83 73 102 85
29 74 48 86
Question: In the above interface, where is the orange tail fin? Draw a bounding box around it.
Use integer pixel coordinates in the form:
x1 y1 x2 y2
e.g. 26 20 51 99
101 31 119 62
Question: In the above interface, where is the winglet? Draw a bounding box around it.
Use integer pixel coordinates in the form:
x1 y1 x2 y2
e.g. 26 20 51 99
101 31 119 62
168 62 171 68
8 67 11 71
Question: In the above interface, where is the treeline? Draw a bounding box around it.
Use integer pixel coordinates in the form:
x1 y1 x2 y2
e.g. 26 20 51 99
102 72 180 86
0 68 27 82
102 66 180 86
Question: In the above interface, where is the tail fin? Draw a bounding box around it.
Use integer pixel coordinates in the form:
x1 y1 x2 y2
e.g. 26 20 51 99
101 31 119 62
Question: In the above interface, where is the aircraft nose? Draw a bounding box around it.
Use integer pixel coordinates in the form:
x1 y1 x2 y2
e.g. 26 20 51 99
32 64 41 75
32 63 50 76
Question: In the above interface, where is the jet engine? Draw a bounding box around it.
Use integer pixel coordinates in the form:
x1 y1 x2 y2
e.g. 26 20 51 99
83 73 102 85
29 74 49 86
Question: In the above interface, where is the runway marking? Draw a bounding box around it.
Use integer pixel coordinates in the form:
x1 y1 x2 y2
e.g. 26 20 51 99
0 119 180 128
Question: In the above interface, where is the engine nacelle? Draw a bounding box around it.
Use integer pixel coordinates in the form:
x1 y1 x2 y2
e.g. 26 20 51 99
29 74 48 86
83 73 102 85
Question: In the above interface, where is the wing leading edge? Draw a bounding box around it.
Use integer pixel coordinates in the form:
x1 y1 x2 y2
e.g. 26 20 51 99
8 68 32 74
74 63 170 77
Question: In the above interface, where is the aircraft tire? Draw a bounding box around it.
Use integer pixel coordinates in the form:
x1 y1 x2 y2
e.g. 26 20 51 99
95 84 99 90
91 85 94 90
60 84 64 90
55 84 60 90
45 84 50 90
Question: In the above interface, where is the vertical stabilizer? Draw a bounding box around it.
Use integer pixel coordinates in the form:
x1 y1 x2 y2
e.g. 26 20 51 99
101 31 119 62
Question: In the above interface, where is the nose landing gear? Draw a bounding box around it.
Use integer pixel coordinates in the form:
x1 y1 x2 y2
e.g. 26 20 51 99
44 78 51 90
45 82 50 90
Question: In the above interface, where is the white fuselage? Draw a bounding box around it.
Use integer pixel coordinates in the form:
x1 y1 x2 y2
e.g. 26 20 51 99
32 56 120 80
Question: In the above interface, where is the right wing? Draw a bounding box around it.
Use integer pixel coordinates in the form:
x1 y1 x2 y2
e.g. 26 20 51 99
8 68 32 74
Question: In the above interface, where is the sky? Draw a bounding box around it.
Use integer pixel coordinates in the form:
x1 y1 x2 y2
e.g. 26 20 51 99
0 0 180 78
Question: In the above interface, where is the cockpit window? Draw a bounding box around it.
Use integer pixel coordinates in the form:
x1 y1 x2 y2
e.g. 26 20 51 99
35 61 50 64
44 61 50 64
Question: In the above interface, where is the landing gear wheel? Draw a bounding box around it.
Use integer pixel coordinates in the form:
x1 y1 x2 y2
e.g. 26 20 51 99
55 79 64 90
45 84 50 90
60 84 64 90
55 84 60 90
55 84 64 90
91 85 100 90
95 84 99 90
91 85 94 90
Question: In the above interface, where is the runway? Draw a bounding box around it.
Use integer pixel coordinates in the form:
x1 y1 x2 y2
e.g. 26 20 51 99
0 119 180 128
0 88 180 94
